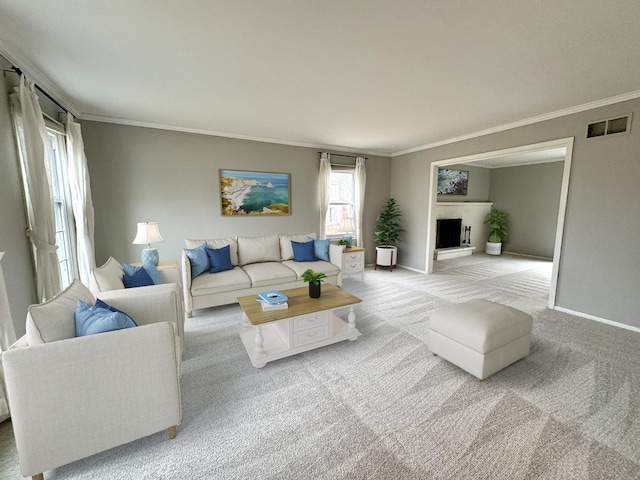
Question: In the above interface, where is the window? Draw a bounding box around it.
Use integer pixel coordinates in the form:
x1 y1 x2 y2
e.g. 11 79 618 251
325 170 356 237
45 128 77 289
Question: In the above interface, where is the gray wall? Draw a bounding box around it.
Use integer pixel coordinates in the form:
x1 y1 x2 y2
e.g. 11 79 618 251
391 98 640 328
0 58 38 336
81 121 391 266
489 162 564 258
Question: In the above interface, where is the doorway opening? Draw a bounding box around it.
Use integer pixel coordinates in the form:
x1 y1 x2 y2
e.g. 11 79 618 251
425 137 574 309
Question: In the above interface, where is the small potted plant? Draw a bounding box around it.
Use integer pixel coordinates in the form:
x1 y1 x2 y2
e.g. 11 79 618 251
483 207 509 255
301 269 327 298
374 198 403 270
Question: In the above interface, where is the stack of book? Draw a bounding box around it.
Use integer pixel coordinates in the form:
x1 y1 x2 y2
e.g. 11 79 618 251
256 290 289 311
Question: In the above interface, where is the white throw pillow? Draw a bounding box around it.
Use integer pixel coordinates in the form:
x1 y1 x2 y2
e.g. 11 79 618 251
91 256 125 292
26 279 96 345
185 238 239 266
279 233 316 261
237 235 280 266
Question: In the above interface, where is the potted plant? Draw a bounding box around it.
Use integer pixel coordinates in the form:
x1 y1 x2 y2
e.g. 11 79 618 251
483 207 509 255
374 198 403 270
301 269 327 298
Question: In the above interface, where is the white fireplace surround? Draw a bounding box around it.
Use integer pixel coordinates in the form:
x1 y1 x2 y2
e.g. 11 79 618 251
434 202 492 259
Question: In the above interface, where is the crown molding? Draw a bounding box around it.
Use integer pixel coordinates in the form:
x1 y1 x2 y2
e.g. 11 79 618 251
80 113 391 157
392 89 640 157
0 38 81 117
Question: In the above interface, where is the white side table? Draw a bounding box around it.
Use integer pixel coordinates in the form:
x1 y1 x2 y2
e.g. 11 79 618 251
342 247 365 281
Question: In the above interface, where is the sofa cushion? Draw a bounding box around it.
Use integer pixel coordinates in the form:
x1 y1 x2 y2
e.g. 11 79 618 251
280 233 315 261
237 235 280 266
92 256 125 291
281 260 340 280
184 243 210 278
291 240 317 262
122 263 155 288
205 245 234 273
26 279 96 345
307 236 330 262
190 267 251 296
186 237 239 266
242 262 297 287
75 300 137 337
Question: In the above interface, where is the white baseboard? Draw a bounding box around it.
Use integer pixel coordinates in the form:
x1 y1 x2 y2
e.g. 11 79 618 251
395 264 426 274
554 306 640 333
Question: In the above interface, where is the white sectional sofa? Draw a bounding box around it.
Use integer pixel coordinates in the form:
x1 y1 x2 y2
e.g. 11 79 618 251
181 233 344 317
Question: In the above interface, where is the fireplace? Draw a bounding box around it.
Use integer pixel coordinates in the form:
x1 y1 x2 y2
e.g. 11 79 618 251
436 218 462 249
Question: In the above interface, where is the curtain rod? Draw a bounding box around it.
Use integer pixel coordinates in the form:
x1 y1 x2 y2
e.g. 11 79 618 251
5 66 69 114
317 152 368 160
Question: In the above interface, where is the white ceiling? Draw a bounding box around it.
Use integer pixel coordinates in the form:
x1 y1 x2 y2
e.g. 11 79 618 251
1 1 640 156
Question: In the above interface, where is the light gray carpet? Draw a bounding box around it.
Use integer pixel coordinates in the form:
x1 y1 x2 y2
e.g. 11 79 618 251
2 254 640 479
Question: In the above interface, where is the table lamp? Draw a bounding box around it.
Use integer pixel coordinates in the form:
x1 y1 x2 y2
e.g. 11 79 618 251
339 217 355 248
132 222 163 265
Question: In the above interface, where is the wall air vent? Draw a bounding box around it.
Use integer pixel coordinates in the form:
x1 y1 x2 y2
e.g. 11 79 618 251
587 113 632 138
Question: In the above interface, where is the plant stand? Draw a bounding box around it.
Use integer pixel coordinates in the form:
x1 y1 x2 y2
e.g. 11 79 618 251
375 246 397 271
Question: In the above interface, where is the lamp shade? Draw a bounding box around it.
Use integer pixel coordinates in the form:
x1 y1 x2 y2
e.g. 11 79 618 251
132 222 163 266
339 217 355 233
132 222 163 246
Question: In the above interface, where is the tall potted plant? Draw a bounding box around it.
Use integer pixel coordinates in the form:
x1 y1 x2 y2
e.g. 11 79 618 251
483 207 509 255
374 198 402 270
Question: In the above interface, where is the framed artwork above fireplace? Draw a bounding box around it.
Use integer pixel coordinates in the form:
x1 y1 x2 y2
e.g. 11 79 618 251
437 168 468 195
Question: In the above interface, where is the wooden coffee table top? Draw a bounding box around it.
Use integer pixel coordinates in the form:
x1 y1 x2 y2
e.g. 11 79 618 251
238 284 362 326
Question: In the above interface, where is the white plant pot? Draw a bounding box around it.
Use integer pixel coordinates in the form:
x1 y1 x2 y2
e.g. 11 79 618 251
485 241 502 255
375 246 397 266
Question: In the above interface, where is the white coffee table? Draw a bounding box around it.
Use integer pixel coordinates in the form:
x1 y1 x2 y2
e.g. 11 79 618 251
238 284 361 368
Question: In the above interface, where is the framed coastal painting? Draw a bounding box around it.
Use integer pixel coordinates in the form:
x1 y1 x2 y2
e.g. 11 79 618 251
437 168 468 195
219 169 291 216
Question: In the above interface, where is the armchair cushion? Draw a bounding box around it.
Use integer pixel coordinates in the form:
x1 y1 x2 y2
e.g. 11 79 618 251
122 263 155 288
26 279 95 345
91 256 125 291
75 300 137 337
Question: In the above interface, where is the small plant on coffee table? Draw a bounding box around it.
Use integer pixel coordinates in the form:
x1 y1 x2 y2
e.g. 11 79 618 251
301 269 327 298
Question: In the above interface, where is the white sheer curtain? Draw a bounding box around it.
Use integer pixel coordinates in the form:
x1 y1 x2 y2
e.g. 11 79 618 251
354 157 366 247
10 74 61 301
66 114 96 286
0 252 17 422
318 152 332 239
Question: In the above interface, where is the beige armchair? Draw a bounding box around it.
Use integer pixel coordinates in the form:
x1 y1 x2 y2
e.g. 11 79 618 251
2 280 182 480
89 256 185 352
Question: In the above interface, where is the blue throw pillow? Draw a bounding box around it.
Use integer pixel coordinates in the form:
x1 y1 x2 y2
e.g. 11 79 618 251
307 236 330 262
75 300 137 337
205 244 234 273
122 263 154 288
142 263 162 285
95 299 138 326
184 243 209 278
291 240 316 262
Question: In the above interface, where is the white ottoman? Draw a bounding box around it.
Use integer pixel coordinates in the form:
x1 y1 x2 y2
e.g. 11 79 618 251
429 299 533 380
